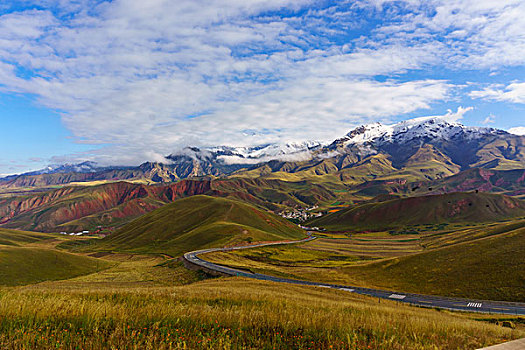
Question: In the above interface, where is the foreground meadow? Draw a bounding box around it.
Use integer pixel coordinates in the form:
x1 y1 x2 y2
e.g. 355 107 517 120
0 220 523 349
0 275 523 350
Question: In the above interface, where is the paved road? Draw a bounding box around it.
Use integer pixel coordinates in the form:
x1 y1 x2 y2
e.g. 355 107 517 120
183 234 525 316
478 337 525 350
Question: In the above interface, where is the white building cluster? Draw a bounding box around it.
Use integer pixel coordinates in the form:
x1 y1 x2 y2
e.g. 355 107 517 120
59 231 89 236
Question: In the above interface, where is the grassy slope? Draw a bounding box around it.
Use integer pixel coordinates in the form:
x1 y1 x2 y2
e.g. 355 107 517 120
0 228 113 286
0 246 111 286
309 192 525 231
0 226 521 348
97 195 305 256
0 228 55 246
342 224 525 301
204 220 525 301
1 278 522 349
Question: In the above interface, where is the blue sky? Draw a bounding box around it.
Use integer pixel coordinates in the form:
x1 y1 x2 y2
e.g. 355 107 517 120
0 0 525 175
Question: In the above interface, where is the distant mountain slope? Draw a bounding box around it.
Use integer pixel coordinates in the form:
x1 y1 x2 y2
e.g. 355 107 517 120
0 142 322 188
424 168 525 196
1 161 104 179
0 178 337 232
0 162 188 188
308 192 525 231
97 195 305 256
345 168 525 199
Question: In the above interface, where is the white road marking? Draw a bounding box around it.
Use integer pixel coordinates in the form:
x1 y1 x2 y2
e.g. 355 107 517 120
339 288 355 292
389 294 406 300
467 302 482 308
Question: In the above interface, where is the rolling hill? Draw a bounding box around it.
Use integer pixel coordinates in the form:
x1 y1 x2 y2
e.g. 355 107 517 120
0 228 111 286
309 192 525 231
96 195 305 256
0 178 337 232
0 228 55 246
341 221 525 301
0 246 111 286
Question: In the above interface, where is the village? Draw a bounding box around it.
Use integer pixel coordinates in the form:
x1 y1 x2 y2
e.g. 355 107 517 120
278 205 324 222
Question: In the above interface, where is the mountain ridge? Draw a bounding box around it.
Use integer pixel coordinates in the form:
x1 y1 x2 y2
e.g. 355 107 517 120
2 117 524 188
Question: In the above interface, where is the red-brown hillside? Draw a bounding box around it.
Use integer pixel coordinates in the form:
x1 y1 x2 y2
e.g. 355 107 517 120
0 180 213 232
0 178 336 232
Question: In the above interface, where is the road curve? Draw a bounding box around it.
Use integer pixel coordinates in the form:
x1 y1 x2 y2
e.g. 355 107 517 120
183 234 525 316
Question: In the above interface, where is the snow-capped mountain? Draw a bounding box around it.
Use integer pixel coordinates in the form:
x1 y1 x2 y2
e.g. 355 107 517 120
36 161 102 175
337 117 505 147
321 117 520 172
216 141 322 164
4 161 104 178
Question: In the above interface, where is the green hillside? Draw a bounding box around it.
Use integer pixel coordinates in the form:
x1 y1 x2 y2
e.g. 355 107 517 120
309 192 525 231
0 228 54 246
0 247 111 286
97 195 305 256
343 223 525 301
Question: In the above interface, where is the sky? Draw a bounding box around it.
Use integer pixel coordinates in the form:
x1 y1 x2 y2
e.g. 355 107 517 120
1 0 525 175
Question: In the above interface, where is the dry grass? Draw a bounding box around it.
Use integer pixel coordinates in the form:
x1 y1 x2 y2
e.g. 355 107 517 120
304 235 423 258
0 220 523 348
0 278 522 349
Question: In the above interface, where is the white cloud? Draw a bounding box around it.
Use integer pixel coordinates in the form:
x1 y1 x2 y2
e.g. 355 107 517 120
1 0 524 167
508 127 525 136
481 114 495 125
368 0 525 69
219 152 313 165
173 78 453 145
403 106 473 125
470 83 525 104
49 78 451 166
440 106 474 123
0 1 457 166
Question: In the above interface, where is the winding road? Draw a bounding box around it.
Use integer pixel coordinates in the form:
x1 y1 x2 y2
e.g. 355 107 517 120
183 234 525 316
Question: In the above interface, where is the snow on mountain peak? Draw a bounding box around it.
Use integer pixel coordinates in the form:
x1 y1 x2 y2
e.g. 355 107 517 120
344 122 393 144
168 141 322 165
217 141 322 164
343 117 503 146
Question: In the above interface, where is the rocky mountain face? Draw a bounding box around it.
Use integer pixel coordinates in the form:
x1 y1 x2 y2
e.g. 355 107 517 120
301 118 524 181
2 117 524 188
326 118 518 169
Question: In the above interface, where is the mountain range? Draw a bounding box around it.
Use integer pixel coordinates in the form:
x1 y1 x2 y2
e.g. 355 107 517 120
0 116 524 233
1 117 524 189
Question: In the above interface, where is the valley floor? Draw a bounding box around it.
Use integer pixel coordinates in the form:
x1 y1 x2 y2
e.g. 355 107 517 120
203 220 525 302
